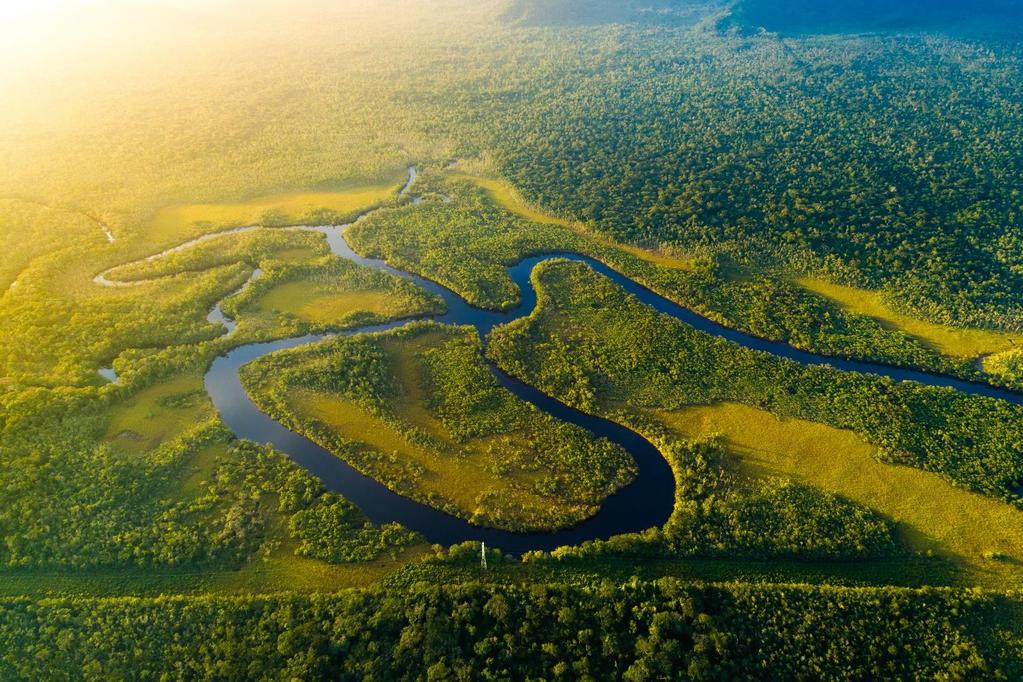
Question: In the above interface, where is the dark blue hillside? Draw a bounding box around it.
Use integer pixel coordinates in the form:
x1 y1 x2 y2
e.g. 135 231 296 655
725 0 1023 35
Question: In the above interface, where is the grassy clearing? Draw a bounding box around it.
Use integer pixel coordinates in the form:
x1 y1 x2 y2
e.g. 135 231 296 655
225 256 443 340
102 373 210 454
653 401 1023 587
446 170 693 270
148 180 403 246
289 386 501 515
798 277 1022 358
177 441 226 499
251 282 400 326
0 545 431 599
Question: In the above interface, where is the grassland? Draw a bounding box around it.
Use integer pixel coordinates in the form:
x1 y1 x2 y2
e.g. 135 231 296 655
222 256 443 341
0 546 431 599
147 179 404 247
798 277 1023 358
249 282 398 326
241 322 636 531
287 386 522 518
653 402 1023 587
102 373 209 455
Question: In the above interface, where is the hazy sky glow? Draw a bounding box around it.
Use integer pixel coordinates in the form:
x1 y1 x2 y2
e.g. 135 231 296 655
0 0 99 21
0 0 217 23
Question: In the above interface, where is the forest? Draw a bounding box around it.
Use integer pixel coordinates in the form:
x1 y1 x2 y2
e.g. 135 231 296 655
3 0 1023 677
0 581 1017 680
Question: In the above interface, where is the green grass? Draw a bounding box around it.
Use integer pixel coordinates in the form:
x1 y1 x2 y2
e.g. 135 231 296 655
223 255 443 341
147 180 405 246
251 281 402 326
0 546 431 599
289 362 556 520
103 373 210 454
798 277 1022 358
983 348 1023 386
653 402 1023 588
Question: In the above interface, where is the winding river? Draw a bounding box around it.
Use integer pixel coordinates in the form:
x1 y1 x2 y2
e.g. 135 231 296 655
101 167 1023 554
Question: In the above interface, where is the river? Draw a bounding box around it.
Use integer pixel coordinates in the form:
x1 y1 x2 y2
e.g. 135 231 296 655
99 166 1023 553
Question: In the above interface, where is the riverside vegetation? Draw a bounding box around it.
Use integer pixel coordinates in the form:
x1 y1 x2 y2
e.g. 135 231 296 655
5 0 1023 677
488 260 1023 586
239 322 635 531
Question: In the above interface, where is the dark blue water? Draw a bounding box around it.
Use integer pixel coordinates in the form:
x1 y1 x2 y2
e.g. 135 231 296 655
205 173 1023 554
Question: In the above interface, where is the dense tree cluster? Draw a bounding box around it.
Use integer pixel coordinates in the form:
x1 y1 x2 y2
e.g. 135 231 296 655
289 492 419 563
723 0 1023 35
353 171 965 378
472 30 1023 329
0 579 1010 680
0 396 417 569
498 0 719 28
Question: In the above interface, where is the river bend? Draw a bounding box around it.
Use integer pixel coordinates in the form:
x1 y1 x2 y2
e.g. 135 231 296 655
100 167 1023 553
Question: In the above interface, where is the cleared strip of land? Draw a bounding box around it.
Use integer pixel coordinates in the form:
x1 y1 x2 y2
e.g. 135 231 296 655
798 277 1022 357
654 401 1023 587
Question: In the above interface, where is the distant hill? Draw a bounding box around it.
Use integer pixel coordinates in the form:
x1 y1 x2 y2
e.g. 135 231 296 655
497 0 722 27
723 0 1023 35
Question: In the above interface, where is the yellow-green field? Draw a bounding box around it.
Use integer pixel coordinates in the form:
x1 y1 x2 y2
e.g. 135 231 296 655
294 388 521 515
292 385 553 523
0 546 431 599
103 373 210 454
148 181 403 246
285 330 576 529
983 348 1023 382
446 170 693 271
798 277 1022 358
206 510 432 595
652 401 1023 587
250 281 401 325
